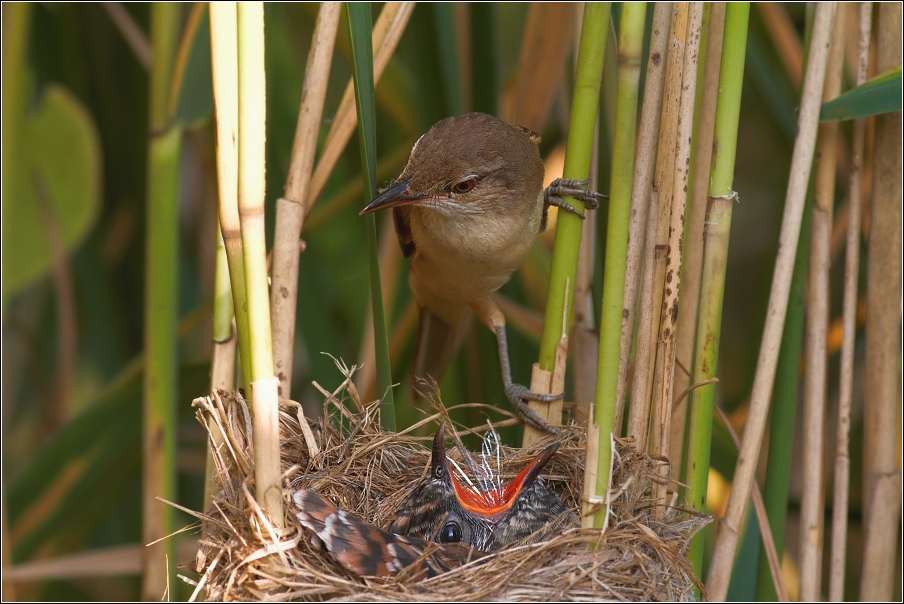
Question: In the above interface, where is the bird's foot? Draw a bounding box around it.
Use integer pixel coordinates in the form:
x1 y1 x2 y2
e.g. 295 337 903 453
504 383 564 436
544 178 608 218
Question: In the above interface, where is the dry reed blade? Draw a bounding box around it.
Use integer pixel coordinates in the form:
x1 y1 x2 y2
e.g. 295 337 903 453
704 5 837 599
504 3 578 133
305 2 415 218
714 407 788 601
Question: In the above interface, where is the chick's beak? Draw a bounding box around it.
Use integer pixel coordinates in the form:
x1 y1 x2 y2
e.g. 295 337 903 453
360 179 429 215
449 443 560 517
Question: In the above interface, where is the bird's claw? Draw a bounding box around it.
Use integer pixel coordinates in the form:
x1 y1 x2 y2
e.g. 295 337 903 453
544 178 608 218
504 383 564 435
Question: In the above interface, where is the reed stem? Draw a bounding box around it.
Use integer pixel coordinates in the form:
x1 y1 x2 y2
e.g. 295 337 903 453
672 3 725 473
828 4 872 600
798 8 846 599
649 3 703 513
270 2 341 397
626 2 687 450
204 222 237 509
616 2 672 431
142 3 181 598
237 1 283 526
860 3 903 599
584 1 645 529
705 5 837 598
210 3 252 393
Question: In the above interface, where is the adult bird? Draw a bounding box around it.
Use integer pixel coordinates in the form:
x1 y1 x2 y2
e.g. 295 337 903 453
360 112 604 432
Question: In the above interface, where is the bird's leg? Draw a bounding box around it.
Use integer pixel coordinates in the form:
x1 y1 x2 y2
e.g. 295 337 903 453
471 298 563 435
543 178 608 219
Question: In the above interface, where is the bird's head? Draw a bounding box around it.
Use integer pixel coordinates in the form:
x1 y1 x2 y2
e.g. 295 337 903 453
387 423 566 551
360 112 544 217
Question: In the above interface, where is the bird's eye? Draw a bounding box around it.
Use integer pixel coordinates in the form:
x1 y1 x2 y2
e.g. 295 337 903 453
440 521 463 543
452 179 476 193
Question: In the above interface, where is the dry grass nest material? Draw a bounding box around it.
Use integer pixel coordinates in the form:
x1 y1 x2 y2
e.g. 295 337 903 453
190 366 709 602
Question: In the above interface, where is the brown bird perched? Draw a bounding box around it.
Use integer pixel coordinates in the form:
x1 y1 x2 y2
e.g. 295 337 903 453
360 112 605 433
293 424 575 578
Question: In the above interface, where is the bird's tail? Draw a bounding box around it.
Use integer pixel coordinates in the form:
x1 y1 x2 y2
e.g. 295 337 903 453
412 305 472 394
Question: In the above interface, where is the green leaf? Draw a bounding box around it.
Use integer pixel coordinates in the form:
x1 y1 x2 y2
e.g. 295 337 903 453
820 64 903 122
347 2 395 427
2 85 102 299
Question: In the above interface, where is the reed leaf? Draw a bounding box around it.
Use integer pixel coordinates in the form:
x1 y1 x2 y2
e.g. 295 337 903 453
820 63 902 122
347 1 395 429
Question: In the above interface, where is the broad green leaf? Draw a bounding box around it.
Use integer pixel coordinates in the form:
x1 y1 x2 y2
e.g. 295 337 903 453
2 85 102 299
820 64 903 122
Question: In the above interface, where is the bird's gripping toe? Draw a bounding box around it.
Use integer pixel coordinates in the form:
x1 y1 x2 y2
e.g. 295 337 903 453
544 178 608 218
504 382 564 436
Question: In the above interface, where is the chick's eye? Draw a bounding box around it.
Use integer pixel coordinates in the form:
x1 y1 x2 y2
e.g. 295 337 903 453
452 179 476 193
440 521 463 543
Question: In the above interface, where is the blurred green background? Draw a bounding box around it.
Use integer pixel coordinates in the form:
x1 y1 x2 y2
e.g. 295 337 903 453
1 3 889 601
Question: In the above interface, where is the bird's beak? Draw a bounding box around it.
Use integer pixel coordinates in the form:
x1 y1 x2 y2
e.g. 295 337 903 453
360 178 429 215
431 424 560 517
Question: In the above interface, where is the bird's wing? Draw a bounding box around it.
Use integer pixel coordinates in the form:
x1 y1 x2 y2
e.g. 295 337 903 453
293 489 482 578
392 206 416 258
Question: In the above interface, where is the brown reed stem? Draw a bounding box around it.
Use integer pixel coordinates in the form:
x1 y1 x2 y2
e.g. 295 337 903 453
650 3 703 513
671 3 725 470
704 4 837 598
860 3 903 600
828 4 871 600
270 3 341 397
798 10 846 600
627 3 687 450
616 2 672 434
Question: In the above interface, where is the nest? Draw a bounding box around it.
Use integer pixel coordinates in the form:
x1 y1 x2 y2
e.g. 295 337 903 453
189 364 709 601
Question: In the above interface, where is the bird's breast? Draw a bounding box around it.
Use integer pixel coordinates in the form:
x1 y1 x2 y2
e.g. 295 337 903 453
406 197 543 304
